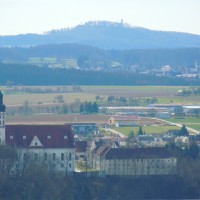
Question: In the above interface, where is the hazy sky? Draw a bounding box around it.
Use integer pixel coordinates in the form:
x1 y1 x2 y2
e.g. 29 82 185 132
0 0 200 35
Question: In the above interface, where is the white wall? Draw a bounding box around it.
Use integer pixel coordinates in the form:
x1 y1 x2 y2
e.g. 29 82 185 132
17 148 75 173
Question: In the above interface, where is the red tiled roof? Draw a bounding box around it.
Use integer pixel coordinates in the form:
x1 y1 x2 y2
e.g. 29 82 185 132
110 115 140 121
75 141 87 153
103 147 174 160
6 125 74 149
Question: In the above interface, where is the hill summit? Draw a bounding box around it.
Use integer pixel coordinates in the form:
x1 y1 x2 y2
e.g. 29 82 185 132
1 21 200 49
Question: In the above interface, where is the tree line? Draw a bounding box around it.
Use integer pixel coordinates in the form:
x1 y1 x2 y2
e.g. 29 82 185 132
79 102 99 114
1 63 200 86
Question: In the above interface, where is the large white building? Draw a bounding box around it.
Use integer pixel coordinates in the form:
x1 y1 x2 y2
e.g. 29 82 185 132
89 144 177 176
0 91 75 173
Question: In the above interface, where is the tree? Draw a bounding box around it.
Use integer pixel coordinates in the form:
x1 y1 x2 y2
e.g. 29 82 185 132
92 102 99 113
95 96 101 101
127 131 134 146
0 145 17 177
127 131 134 141
137 126 144 136
54 95 64 103
80 104 84 114
107 96 115 103
119 96 127 104
180 125 189 136
188 142 199 159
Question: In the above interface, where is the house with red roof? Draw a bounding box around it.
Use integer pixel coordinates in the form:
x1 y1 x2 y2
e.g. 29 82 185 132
0 91 75 173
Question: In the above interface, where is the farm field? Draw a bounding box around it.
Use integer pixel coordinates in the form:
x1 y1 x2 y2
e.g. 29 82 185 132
113 125 180 136
3 93 100 106
6 114 110 124
1 85 199 106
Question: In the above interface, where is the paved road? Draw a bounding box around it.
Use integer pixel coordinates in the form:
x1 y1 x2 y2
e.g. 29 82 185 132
105 128 127 138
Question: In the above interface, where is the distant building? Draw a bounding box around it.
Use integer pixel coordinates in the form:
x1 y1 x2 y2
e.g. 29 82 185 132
75 141 88 161
90 147 176 176
72 123 97 135
183 106 200 116
100 106 168 116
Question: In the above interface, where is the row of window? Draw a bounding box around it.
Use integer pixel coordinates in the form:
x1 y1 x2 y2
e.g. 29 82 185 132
106 159 174 164
23 152 72 161
10 135 68 140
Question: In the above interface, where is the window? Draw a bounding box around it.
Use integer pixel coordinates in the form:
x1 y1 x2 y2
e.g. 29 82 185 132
47 136 51 139
23 136 26 139
69 163 71 168
64 136 67 139
23 153 27 160
61 153 64 161
34 153 38 160
53 153 56 161
10 136 14 139
69 153 72 161
44 153 47 161
35 142 37 146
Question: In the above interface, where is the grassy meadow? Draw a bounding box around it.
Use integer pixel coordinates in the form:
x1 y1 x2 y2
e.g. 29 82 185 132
114 125 180 136
167 117 200 131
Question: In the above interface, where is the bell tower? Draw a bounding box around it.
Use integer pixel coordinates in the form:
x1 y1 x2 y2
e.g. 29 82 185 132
0 91 6 144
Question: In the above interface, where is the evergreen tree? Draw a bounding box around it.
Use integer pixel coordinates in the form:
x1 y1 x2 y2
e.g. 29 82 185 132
180 125 189 136
80 104 84 114
137 126 143 136
92 102 99 113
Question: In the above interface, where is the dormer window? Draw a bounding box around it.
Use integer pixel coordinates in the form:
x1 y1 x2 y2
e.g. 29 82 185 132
10 136 14 139
64 136 67 139
47 136 51 139
23 136 26 140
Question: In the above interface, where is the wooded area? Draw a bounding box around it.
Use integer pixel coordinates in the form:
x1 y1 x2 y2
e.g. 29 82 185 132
1 63 199 86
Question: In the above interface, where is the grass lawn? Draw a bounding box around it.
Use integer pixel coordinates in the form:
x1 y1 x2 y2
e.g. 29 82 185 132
183 125 200 131
167 117 200 124
114 125 180 136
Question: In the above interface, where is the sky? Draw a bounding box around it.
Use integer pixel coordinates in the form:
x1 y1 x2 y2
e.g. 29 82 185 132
0 0 200 36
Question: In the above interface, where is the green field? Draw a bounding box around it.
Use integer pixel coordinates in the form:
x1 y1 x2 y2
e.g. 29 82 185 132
1 85 200 106
186 125 200 131
114 125 180 136
167 117 200 124
27 57 77 68
164 117 200 132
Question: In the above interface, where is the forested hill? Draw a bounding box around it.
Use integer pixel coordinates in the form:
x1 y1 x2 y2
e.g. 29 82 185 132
0 63 200 86
1 21 200 49
0 44 200 69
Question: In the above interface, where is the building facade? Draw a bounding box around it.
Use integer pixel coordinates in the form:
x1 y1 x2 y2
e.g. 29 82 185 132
90 146 176 176
0 91 75 173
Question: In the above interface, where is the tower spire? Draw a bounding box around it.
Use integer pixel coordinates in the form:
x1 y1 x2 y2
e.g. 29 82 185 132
0 91 6 143
0 91 6 112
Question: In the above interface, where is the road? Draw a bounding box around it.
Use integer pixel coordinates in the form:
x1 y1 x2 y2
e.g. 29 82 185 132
105 128 127 138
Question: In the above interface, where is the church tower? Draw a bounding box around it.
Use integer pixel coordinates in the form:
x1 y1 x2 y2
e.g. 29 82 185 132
0 91 6 144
